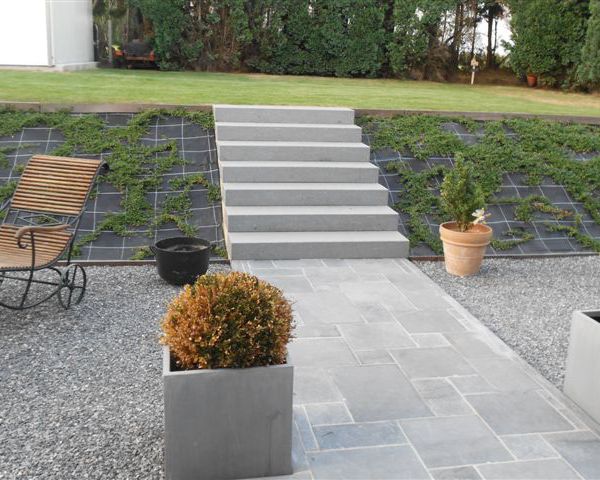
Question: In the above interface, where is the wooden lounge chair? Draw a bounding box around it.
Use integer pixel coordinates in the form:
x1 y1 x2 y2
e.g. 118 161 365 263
0 155 105 310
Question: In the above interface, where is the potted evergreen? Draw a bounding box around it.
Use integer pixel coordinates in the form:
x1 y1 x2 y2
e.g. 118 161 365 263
439 156 492 276
161 272 295 480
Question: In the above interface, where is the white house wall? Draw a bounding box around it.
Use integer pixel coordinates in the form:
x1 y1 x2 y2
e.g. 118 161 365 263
0 0 50 66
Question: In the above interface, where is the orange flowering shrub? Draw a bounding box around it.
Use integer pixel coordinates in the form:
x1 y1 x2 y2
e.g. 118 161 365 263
161 271 294 370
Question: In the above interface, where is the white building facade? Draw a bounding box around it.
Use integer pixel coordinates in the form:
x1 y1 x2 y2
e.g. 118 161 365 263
0 0 96 70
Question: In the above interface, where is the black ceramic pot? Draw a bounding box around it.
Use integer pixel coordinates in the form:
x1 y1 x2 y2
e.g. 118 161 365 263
150 237 210 286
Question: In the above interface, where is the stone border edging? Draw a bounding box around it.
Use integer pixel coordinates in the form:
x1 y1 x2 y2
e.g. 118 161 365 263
1 101 599 124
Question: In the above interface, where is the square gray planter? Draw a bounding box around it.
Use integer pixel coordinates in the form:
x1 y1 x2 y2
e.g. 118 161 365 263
564 310 600 424
163 346 294 480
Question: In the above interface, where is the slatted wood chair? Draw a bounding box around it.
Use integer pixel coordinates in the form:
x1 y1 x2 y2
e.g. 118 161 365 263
0 155 105 310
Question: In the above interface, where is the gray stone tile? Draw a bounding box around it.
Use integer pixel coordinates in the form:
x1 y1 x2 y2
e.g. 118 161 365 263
401 415 512 468
500 434 559 460
313 421 407 450
346 259 406 276
293 368 342 404
294 406 318 451
391 347 475 379
395 310 467 333
308 445 430 479
246 259 276 269
288 338 357 367
403 291 454 310
303 266 361 285
322 258 349 267
253 268 304 276
292 291 364 324
544 431 600 479
274 259 324 267
356 302 397 323
304 403 352 426
412 333 451 348
476 459 580 479
471 357 540 392
384 271 435 293
444 332 499 359
449 375 496 394
430 466 482 480
412 379 473 416
294 324 340 338
356 349 395 365
331 365 431 421
338 322 414 350
291 421 309 472
340 281 416 313
258 275 314 293
466 391 574 435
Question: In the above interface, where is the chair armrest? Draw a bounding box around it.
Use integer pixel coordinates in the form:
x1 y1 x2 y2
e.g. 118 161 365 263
15 224 69 249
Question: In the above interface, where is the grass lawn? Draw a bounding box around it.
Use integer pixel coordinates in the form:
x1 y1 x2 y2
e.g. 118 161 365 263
1 69 600 116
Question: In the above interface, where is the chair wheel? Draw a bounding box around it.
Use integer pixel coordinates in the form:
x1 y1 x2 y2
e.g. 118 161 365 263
58 265 87 309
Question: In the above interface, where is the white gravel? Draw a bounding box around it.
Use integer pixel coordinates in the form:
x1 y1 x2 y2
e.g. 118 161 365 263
0 264 229 480
416 256 600 388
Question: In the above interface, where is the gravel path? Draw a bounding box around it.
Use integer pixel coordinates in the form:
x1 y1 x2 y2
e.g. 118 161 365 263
416 256 600 388
0 264 229 480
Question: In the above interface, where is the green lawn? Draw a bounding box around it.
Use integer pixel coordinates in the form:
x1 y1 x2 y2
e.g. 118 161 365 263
1 69 600 116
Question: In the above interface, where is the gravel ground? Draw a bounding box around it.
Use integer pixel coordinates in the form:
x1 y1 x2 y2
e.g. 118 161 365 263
416 256 600 388
0 264 229 480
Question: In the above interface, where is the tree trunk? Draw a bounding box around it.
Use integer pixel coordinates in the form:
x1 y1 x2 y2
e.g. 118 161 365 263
380 0 395 77
486 6 495 67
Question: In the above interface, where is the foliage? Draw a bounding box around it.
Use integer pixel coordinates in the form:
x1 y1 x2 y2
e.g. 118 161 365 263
161 272 294 370
578 0 600 89
440 155 486 231
507 0 589 87
0 108 220 259
362 114 600 253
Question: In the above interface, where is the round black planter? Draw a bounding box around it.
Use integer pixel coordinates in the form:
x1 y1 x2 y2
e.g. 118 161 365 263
151 237 210 286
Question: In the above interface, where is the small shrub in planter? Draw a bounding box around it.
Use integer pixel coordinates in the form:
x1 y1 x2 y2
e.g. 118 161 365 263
161 271 295 480
439 155 492 276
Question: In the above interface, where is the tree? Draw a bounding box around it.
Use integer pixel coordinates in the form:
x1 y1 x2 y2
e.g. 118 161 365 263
508 0 589 87
483 1 504 68
578 0 600 89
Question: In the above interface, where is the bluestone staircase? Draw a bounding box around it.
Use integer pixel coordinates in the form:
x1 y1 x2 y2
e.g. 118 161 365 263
214 105 409 260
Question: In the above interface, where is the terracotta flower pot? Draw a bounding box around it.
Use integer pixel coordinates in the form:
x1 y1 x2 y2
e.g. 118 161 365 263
526 74 538 88
439 222 493 277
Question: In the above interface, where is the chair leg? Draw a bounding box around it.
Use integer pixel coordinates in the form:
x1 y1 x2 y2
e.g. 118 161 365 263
58 265 87 309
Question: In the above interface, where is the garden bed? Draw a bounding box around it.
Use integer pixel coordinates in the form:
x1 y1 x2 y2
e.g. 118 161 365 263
417 256 600 388
0 110 225 261
362 115 600 256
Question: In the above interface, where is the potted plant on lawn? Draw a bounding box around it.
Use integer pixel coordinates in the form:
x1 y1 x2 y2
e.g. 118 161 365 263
161 271 295 480
564 310 600 425
526 72 538 88
439 155 492 277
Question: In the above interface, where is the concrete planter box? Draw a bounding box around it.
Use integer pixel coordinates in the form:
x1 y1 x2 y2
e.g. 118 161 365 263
162 346 294 480
564 310 600 424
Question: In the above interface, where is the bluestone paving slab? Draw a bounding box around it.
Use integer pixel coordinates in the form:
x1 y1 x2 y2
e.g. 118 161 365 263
395 309 467 333
307 445 430 480
466 391 574 435
390 347 475 378
355 349 395 365
240 259 599 479
400 415 512 468
331 365 432 421
430 466 483 480
304 403 352 426
292 291 364 324
337 322 414 350
288 338 357 367
500 434 559 460
293 368 343 404
544 431 600 479
475 459 580 479
313 421 407 450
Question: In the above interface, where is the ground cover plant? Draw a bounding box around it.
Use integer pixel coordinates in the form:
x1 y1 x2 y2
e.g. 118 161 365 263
360 114 600 255
0 108 225 260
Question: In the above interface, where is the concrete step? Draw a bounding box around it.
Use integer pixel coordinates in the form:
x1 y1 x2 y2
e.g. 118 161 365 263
226 231 410 260
213 104 354 125
215 122 362 143
222 183 389 206
224 206 399 232
219 161 380 183
217 141 370 163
